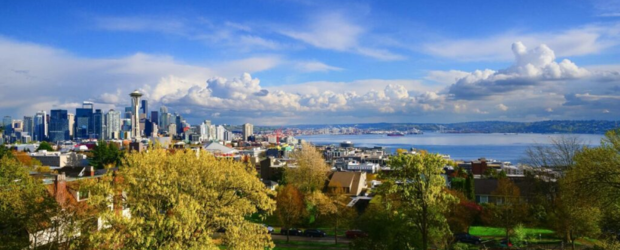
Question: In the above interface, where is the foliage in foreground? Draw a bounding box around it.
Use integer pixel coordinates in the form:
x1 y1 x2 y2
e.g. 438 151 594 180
89 148 276 250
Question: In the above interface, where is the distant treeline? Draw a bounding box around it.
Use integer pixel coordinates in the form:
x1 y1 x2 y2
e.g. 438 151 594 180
257 120 620 134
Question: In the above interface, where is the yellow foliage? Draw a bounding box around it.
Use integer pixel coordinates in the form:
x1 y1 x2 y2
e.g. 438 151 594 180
89 148 276 250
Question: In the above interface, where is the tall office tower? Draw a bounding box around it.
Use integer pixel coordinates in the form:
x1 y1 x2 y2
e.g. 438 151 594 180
75 102 94 140
67 113 74 138
159 106 168 128
130 90 143 140
2 116 12 135
151 111 159 125
34 111 48 141
23 116 33 136
140 100 148 117
124 107 133 119
49 109 69 142
175 114 183 135
93 109 104 140
216 125 225 141
105 110 121 140
144 121 157 137
243 123 254 141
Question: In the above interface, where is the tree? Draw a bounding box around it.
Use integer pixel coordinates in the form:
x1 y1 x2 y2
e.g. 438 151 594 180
0 155 59 249
325 183 356 244
548 178 601 250
379 152 458 250
484 178 528 240
90 140 125 169
285 142 330 193
465 174 475 201
445 189 481 234
524 135 585 170
89 148 276 250
11 151 42 168
36 141 54 152
285 142 332 224
276 185 305 242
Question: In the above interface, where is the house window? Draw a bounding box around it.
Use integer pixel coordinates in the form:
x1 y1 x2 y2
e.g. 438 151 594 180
479 195 488 204
78 191 89 201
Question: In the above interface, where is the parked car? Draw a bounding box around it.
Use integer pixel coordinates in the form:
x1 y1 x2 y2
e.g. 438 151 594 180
262 224 274 234
303 229 327 237
345 230 368 239
499 238 513 248
453 233 482 245
280 227 303 236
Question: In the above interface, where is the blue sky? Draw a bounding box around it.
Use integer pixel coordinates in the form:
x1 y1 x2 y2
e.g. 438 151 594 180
1 0 619 125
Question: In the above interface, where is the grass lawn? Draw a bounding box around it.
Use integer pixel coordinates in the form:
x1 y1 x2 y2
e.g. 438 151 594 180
469 226 554 237
273 240 349 250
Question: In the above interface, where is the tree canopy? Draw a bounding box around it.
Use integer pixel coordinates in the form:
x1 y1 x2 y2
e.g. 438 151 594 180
89 148 276 250
36 141 54 152
378 152 457 250
90 141 125 169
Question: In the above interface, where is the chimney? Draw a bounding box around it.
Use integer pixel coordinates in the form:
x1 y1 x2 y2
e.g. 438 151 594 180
54 173 67 206
89 166 95 176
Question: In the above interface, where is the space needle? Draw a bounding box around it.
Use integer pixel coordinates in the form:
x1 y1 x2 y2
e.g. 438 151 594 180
130 90 143 140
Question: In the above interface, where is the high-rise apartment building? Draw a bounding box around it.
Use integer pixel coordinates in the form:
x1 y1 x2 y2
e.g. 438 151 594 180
49 109 69 142
216 125 225 141
105 110 121 140
243 123 253 141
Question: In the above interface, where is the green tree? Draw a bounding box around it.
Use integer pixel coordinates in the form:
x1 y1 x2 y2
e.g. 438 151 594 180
36 141 54 152
89 148 276 250
484 178 528 240
276 185 305 242
379 152 458 250
325 183 356 244
465 174 475 201
0 155 58 249
285 142 332 224
90 141 124 169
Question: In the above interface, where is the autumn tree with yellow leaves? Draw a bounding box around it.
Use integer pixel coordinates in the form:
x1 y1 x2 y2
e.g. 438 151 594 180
89 148 276 250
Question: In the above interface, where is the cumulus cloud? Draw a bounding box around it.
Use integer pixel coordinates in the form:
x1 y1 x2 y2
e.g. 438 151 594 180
447 42 591 99
496 103 509 111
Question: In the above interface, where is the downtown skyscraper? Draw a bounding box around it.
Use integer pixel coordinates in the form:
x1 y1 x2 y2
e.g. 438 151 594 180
49 109 69 142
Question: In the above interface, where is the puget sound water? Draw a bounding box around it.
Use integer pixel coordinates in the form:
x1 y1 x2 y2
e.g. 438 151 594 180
297 132 605 164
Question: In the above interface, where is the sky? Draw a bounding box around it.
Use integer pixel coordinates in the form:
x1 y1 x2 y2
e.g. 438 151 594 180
1 0 620 125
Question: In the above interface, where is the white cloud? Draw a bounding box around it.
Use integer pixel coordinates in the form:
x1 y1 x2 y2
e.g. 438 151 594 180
497 103 509 111
295 61 343 72
447 42 591 99
423 23 620 61
280 12 404 61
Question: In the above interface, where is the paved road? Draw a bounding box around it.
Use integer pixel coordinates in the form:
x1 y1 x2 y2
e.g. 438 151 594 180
272 234 352 243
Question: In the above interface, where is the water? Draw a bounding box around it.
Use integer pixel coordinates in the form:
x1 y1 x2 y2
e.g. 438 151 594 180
297 132 605 164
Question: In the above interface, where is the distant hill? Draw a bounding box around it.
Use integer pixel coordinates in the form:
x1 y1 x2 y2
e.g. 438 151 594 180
260 120 620 134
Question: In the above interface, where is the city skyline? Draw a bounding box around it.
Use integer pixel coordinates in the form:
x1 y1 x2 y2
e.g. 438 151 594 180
1 1 620 125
